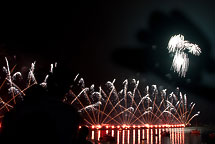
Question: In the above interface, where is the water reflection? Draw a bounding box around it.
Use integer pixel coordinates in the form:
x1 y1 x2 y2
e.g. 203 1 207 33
89 127 203 144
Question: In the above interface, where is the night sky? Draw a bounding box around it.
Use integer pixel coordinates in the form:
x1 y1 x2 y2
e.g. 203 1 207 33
0 1 214 125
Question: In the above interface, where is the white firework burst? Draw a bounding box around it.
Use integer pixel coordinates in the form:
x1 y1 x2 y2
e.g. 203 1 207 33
168 34 201 77
171 51 189 77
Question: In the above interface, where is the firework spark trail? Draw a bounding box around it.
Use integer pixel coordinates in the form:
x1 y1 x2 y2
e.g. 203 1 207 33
171 91 185 122
78 101 102 112
119 106 145 125
152 105 174 124
4 57 17 104
1 64 17 91
100 80 123 124
149 85 158 122
166 100 183 124
105 106 144 125
99 94 124 124
50 63 57 73
128 94 149 124
151 99 169 124
159 89 169 121
163 110 182 124
185 103 196 124
123 79 128 123
127 91 133 123
5 58 12 86
175 100 185 122
12 72 22 81
84 119 94 126
0 97 13 111
128 79 139 121
101 79 123 123
40 63 58 88
90 89 108 123
69 88 96 124
180 92 187 122
139 87 150 122
81 86 97 125
151 99 165 123
40 75 49 88
78 78 85 89
70 88 89 104
71 85 96 124
97 87 101 124
0 82 36 113
184 94 188 121
27 62 37 87
168 34 201 77
101 98 124 124
69 89 95 125
93 107 122 125
131 110 161 125
127 91 150 124
186 111 200 125
178 92 184 121
100 80 117 123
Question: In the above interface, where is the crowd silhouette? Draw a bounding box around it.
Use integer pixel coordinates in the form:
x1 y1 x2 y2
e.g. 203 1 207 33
77 126 92 144
0 65 84 144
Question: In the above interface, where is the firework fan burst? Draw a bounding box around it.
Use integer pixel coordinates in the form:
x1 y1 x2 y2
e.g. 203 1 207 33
167 34 201 77
0 58 200 128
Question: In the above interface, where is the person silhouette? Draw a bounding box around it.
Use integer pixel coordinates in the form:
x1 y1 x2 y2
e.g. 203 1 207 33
78 125 92 144
0 64 80 144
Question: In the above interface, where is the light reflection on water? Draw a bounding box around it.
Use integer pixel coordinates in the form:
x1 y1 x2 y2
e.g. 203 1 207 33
88 128 203 144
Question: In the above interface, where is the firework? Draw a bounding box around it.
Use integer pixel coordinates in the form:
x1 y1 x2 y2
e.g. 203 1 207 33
0 58 55 117
167 34 201 77
0 59 199 128
68 78 199 126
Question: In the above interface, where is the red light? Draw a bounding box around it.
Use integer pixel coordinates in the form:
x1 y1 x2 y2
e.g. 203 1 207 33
88 123 186 129
96 125 102 129
145 124 149 128
122 124 126 129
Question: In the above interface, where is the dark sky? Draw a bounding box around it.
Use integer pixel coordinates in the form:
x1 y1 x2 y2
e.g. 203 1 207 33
0 1 214 125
